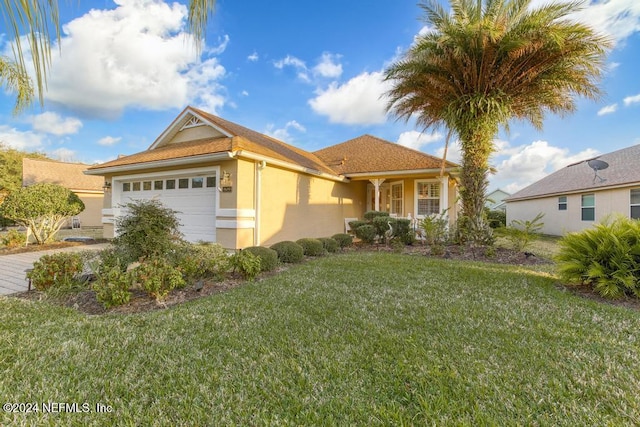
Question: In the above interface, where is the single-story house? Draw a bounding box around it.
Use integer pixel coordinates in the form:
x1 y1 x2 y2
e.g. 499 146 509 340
23 157 104 229
506 143 640 236
85 106 460 249
485 188 510 212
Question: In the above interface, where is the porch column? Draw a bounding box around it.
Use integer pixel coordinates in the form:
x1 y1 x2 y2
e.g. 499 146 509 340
439 175 449 216
369 179 385 211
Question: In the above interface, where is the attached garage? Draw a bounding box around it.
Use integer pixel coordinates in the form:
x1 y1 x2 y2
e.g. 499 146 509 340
113 168 218 243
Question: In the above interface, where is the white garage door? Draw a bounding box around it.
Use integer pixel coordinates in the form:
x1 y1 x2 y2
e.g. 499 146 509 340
118 174 217 243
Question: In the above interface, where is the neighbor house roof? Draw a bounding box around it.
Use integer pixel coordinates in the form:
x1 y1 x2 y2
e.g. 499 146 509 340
87 107 456 179
313 134 458 176
23 158 104 192
507 144 640 202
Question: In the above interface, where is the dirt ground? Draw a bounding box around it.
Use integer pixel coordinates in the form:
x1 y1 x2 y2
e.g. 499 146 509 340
11 242 640 315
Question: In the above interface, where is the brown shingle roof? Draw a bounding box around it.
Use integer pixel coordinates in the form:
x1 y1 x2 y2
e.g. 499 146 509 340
23 158 104 191
313 134 458 175
508 144 640 201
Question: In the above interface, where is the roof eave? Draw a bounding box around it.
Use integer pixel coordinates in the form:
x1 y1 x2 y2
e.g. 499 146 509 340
234 150 348 183
345 168 458 179
84 152 235 176
506 181 640 203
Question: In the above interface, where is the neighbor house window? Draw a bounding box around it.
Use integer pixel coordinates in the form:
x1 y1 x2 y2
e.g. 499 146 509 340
122 182 130 192
166 179 176 190
143 181 152 191
390 182 403 216
178 178 189 189
154 180 163 190
132 182 141 191
558 196 567 211
581 194 595 221
631 189 640 219
206 176 216 188
416 181 440 216
192 177 204 188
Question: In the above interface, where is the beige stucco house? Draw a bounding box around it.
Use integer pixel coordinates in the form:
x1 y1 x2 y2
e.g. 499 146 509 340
506 144 640 236
22 157 104 229
85 106 460 249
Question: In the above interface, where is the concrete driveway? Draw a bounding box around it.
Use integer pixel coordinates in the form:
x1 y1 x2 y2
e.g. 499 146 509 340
0 243 109 295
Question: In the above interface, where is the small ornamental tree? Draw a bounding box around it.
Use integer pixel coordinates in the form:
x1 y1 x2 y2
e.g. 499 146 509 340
0 183 84 244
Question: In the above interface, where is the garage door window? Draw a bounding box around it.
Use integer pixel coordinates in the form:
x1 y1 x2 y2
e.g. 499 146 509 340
132 182 141 191
143 181 152 191
154 180 163 190
178 178 189 189
192 177 204 188
206 176 216 187
166 179 175 190
122 182 130 192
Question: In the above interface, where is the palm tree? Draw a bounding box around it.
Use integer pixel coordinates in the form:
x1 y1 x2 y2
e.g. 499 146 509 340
0 0 216 114
385 0 610 243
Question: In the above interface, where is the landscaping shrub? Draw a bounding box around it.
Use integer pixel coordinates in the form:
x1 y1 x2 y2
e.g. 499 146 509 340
296 238 325 256
229 250 262 280
555 216 640 299
92 265 133 308
354 224 376 244
173 242 229 280
331 233 353 248
372 216 396 242
270 241 305 263
318 237 339 253
364 210 390 221
113 199 182 262
348 220 367 233
27 252 85 290
395 218 415 245
133 257 186 302
420 213 449 246
1 229 26 248
486 209 507 229
497 212 544 252
243 246 279 272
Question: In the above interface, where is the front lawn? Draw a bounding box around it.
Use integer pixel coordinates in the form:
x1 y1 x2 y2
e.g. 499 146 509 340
1 253 639 425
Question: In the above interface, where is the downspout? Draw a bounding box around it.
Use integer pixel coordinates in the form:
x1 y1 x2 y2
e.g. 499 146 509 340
254 160 266 246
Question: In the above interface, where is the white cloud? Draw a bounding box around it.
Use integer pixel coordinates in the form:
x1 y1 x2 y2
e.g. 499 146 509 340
273 55 309 82
313 53 342 79
26 112 82 135
0 125 45 151
309 71 392 125
247 51 259 62
623 93 640 106
98 136 122 146
491 140 599 193
51 147 77 162
397 130 443 150
264 120 306 142
14 0 228 118
241 90 249 96
597 103 618 115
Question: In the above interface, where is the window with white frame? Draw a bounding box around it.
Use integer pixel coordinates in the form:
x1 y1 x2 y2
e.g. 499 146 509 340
416 181 440 216
581 194 595 221
631 189 640 219
390 182 403 216
558 196 567 211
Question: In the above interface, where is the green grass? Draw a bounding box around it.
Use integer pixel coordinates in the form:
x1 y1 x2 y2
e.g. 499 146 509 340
1 253 640 425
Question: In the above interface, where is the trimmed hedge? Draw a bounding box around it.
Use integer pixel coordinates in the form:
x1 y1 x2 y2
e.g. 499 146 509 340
318 237 339 253
270 241 305 263
243 246 279 271
331 233 353 248
364 210 390 221
296 238 325 256
354 224 376 244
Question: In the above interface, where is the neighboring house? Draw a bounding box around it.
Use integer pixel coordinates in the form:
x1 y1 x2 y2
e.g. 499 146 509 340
485 188 510 212
22 157 104 229
85 106 460 249
506 144 640 236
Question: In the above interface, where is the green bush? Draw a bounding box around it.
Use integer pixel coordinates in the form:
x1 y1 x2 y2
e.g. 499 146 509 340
243 246 279 272
133 257 186 302
113 199 182 262
354 224 376 244
420 212 449 246
318 237 339 253
364 210 390 221
486 209 507 228
555 216 640 299
372 216 396 242
296 238 325 256
270 241 305 263
230 250 262 280
1 229 26 248
497 212 544 251
92 265 133 308
331 233 353 248
348 220 367 232
395 218 415 245
27 252 85 290
173 242 229 281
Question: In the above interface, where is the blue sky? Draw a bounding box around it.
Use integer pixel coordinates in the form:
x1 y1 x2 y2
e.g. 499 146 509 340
1 0 639 193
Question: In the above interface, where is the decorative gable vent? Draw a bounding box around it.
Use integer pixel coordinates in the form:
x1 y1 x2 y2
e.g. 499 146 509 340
180 116 205 130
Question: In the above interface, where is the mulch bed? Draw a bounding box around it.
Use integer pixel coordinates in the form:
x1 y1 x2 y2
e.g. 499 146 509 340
11 242 640 315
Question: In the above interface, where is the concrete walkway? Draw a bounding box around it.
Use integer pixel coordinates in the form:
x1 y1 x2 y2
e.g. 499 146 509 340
0 243 109 295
